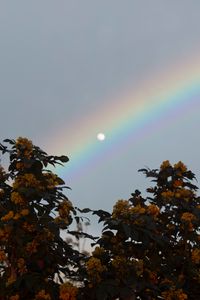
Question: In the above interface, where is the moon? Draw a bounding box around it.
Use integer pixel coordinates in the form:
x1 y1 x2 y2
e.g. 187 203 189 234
97 133 105 141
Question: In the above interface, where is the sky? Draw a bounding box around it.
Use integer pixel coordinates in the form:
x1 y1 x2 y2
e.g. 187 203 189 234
0 1 200 233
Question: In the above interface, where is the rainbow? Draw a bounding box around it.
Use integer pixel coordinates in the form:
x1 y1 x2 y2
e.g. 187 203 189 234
44 53 200 182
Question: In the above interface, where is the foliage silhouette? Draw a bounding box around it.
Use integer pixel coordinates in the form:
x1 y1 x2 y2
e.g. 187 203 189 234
0 138 89 300
0 138 199 300
81 161 200 299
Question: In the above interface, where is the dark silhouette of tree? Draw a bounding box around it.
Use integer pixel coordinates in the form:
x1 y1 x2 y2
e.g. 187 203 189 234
81 161 200 300
0 138 88 300
0 138 199 300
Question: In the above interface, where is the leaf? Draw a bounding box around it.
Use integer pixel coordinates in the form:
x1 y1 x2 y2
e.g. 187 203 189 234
34 203 45 216
54 155 69 163
138 168 148 173
59 155 69 163
3 138 15 144
0 144 8 154
92 209 111 222
101 230 114 237
74 216 80 224
77 208 91 213
57 272 64 284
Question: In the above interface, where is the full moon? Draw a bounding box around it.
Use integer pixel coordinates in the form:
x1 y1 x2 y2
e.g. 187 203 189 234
97 133 105 141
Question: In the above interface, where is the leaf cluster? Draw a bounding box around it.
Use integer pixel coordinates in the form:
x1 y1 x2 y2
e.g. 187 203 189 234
0 138 89 299
81 161 200 299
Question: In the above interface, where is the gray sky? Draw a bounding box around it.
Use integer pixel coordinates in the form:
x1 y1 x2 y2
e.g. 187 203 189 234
1 1 200 233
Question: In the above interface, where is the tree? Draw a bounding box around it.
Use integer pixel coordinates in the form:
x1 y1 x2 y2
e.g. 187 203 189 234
0 138 88 300
82 161 200 299
0 138 199 300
